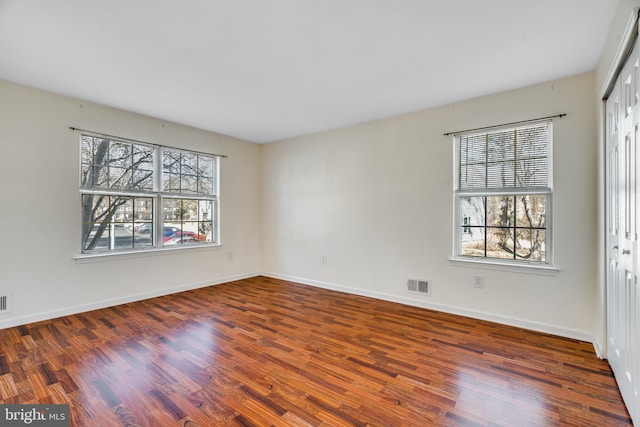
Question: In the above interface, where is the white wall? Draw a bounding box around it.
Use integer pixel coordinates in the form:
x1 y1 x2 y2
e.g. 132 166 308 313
0 80 262 328
262 72 597 340
594 0 640 357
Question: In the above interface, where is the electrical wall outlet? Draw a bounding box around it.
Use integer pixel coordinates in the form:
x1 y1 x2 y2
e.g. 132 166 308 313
474 275 484 289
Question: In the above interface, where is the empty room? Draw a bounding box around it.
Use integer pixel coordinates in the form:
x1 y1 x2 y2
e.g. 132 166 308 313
0 0 639 426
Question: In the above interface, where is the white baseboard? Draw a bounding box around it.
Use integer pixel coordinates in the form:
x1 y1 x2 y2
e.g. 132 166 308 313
261 271 595 343
0 272 260 330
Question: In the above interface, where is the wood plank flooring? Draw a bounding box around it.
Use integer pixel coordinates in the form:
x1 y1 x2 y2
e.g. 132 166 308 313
0 276 633 426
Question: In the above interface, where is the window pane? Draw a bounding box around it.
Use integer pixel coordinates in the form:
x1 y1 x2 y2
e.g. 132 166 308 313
132 169 154 190
181 221 199 233
461 227 485 257
516 125 549 159
163 199 181 221
80 137 94 183
198 156 213 178
81 137 111 188
515 229 545 262
181 174 197 194
133 145 154 170
115 199 133 223
133 229 153 248
460 197 484 226
163 151 181 173
163 199 183 243
460 134 486 164
162 198 214 246
199 200 214 242
197 156 215 195
516 158 548 187
486 227 514 259
133 198 154 247
113 223 134 251
182 199 198 220
162 151 180 192
82 195 110 251
486 196 514 227
81 135 94 164
109 166 131 189
135 198 153 222
488 130 515 162
82 165 109 188
163 173 179 192
487 161 515 188
109 142 131 169
198 177 213 195
515 195 547 227
460 164 486 189
181 153 197 173
132 145 154 190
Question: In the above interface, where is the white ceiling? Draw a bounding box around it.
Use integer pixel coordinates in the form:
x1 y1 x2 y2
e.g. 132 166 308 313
0 0 618 143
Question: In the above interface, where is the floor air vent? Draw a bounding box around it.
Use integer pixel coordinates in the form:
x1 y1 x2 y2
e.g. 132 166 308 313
0 293 10 313
407 279 430 295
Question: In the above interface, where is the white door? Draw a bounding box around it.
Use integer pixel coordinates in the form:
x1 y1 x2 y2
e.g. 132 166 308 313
606 72 622 375
606 37 640 424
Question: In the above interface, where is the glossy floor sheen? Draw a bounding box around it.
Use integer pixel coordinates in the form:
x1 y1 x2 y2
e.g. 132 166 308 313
0 276 632 426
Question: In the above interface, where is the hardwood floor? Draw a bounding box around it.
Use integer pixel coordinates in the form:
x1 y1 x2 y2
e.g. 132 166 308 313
0 276 633 426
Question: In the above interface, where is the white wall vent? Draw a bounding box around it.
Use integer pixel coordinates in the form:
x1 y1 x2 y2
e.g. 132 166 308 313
0 292 10 313
407 279 430 295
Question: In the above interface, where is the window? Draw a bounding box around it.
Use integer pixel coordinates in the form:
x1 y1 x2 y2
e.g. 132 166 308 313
454 121 552 264
80 134 219 254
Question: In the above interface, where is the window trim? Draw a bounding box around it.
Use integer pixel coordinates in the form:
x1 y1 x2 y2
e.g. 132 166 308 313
447 257 560 275
452 120 554 267
74 240 223 263
78 132 221 256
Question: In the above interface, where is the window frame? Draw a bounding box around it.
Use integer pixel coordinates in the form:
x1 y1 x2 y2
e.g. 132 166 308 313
79 133 220 256
452 120 553 267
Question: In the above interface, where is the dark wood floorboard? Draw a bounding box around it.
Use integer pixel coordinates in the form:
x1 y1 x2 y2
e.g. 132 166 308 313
0 276 633 426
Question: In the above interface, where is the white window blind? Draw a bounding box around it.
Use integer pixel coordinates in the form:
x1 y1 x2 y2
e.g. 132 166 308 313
459 122 551 191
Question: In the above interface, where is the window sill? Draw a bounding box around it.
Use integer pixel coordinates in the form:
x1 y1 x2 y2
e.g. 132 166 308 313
75 243 222 263
448 257 560 276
